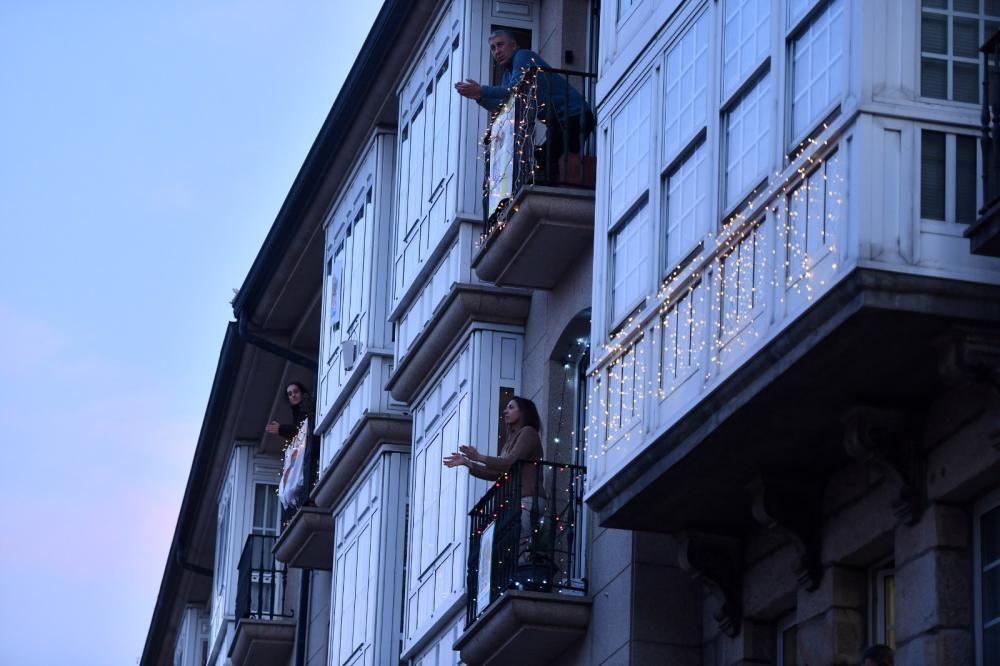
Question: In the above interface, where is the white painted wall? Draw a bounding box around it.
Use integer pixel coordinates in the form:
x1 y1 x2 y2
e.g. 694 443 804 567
586 0 1000 496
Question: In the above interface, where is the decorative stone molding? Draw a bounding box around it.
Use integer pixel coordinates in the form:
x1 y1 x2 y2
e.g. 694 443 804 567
677 531 743 637
842 406 925 525
936 325 1000 388
748 476 824 591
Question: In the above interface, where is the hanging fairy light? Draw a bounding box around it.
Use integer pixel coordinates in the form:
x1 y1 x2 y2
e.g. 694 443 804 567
585 128 848 463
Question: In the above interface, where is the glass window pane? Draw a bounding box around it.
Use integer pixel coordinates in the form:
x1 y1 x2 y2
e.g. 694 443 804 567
791 0 846 140
921 130 947 220
612 204 651 322
954 61 980 102
922 0 947 8
922 58 949 98
723 0 771 96
610 78 653 220
954 17 980 57
988 0 1000 18
956 135 978 223
954 0 978 12
922 13 948 54
665 141 710 270
726 74 772 207
664 13 709 160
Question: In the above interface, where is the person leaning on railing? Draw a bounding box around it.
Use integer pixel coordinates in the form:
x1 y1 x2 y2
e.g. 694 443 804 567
455 29 591 175
266 382 316 515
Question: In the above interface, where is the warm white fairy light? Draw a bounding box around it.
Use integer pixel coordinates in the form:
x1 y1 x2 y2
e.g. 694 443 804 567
585 128 848 464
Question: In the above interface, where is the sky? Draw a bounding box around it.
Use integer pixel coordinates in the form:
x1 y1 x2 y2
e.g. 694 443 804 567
0 2 383 663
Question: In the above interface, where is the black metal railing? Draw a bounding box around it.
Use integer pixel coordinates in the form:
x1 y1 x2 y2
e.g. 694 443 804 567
482 67 596 229
235 534 292 621
981 30 1000 214
464 459 587 628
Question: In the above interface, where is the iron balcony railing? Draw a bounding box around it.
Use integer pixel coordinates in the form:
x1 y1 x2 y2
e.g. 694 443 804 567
482 67 596 230
465 459 587 628
981 30 1000 216
235 534 292 621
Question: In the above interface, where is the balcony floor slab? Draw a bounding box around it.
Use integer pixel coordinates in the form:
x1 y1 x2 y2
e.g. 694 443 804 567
588 269 1000 534
454 590 591 666
272 505 333 569
473 185 595 289
228 618 295 666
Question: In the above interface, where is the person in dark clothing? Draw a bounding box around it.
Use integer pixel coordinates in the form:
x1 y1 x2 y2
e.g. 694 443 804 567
266 381 312 439
455 29 592 182
267 382 317 514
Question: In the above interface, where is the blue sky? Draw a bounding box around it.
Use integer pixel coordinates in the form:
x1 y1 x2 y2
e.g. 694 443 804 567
0 2 383 663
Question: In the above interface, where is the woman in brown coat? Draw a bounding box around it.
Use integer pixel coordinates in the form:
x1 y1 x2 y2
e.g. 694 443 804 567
444 396 548 570
443 396 544 489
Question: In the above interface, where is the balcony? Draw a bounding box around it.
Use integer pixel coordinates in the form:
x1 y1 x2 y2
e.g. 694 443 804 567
272 430 332 570
970 30 1000 257
472 68 597 290
454 460 590 666
228 535 295 666
584 127 1000 629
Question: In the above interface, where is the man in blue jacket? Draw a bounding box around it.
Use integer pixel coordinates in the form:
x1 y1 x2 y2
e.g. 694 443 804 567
455 29 591 180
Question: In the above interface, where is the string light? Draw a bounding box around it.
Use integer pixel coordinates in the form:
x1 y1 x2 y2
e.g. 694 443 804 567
585 130 847 464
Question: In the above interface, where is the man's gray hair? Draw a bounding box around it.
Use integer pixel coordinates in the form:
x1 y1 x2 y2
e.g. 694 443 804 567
488 28 518 44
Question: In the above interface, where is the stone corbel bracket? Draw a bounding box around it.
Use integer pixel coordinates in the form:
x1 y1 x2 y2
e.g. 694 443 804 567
842 406 925 525
747 476 824 591
677 531 743 637
937 327 1000 450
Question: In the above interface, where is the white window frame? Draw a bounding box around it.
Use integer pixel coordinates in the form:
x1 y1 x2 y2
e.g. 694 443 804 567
723 70 773 211
663 136 711 274
919 0 1000 105
786 0 847 148
975 487 1000 666
868 557 897 651
919 127 982 225
722 0 772 100
609 199 652 326
661 10 712 279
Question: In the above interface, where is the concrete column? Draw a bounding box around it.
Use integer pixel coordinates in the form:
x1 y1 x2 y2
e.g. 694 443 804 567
795 565 866 665
893 503 973 664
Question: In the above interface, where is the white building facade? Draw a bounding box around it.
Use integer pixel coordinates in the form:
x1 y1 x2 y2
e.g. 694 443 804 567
149 1 1000 665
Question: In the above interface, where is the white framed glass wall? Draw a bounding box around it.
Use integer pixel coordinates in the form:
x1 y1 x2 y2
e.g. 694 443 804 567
329 452 410 666
317 134 398 428
594 0 851 339
402 329 523 656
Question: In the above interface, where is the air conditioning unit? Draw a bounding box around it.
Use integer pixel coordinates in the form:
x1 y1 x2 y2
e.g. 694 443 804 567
341 339 359 371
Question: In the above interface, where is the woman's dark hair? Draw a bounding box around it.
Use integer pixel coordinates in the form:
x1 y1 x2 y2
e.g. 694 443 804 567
286 381 314 417
285 381 310 403
510 396 542 433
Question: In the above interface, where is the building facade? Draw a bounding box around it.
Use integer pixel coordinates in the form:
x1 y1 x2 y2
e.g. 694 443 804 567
144 1 1000 665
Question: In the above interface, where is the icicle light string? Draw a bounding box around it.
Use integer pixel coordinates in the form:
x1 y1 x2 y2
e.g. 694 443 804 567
584 131 846 461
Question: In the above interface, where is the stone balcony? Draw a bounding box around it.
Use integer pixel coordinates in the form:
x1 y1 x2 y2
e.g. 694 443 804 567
585 124 1000 540
472 185 595 289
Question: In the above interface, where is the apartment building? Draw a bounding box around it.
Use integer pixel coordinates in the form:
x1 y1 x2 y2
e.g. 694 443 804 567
144 1 1000 665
